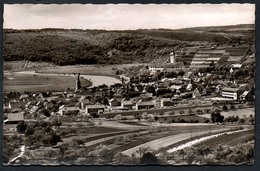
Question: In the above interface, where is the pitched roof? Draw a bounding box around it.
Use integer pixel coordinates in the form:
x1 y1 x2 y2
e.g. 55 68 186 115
86 105 105 109
7 113 24 121
137 102 155 106
222 87 239 92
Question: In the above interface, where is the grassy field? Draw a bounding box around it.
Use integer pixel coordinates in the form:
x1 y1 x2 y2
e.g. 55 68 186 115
202 108 255 119
195 129 254 147
3 72 91 93
36 64 144 76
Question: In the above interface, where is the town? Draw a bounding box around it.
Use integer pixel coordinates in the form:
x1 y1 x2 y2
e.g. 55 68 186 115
3 41 255 165
3 3 256 166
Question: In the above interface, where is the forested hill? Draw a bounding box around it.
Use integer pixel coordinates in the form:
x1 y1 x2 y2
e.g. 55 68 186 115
4 24 254 65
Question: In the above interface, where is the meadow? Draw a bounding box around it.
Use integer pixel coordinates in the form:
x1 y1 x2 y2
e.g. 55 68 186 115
3 72 91 93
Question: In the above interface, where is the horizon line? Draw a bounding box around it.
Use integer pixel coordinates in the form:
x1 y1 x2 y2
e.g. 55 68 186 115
3 23 255 31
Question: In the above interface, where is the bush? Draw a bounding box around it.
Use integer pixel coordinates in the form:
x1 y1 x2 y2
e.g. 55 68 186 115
16 121 28 133
140 152 161 165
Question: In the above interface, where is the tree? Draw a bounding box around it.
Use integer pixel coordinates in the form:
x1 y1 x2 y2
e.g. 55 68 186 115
98 121 103 127
211 111 224 124
169 111 175 116
147 117 155 125
188 109 195 115
134 113 142 122
140 152 161 165
248 114 255 125
154 115 159 121
239 118 245 125
230 105 236 111
179 149 186 160
196 109 203 115
179 110 185 115
91 113 99 119
222 105 228 111
25 125 34 136
16 121 28 133
52 118 62 127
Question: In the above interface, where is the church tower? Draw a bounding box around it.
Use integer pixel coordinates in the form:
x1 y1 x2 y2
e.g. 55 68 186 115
170 51 176 64
75 73 81 92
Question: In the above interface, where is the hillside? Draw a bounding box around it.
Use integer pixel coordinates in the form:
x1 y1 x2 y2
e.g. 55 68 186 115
3 24 254 65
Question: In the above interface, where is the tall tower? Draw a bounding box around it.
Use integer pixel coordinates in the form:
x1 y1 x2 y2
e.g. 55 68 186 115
170 51 176 64
75 73 81 92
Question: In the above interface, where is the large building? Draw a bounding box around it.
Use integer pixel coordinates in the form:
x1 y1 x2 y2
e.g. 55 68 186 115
221 87 239 100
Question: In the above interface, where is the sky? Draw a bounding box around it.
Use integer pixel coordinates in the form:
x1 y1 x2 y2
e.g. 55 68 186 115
4 4 255 30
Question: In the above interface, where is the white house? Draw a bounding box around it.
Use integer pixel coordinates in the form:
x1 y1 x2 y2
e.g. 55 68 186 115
221 87 239 100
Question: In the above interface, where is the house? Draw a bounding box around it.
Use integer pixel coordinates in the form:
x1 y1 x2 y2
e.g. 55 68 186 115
170 85 183 93
109 98 121 107
34 93 45 102
30 105 40 114
186 83 193 91
5 112 24 124
149 66 164 74
140 93 154 101
8 101 26 109
85 105 105 114
121 100 134 109
161 98 174 107
94 91 104 100
192 88 201 98
19 94 29 102
136 101 155 110
59 106 80 115
43 101 55 110
231 64 242 69
240 91 249 102
183 72 193 81
79 96 91 109
221 87 239 100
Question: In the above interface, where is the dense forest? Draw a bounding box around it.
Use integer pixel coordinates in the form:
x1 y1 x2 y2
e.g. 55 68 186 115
3 24 254 65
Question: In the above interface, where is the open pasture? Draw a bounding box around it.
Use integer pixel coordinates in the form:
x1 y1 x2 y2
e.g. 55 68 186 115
4 72 91 93
36 64 144 76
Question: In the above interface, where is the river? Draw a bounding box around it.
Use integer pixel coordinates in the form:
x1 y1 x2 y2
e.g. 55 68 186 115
14 71 122 87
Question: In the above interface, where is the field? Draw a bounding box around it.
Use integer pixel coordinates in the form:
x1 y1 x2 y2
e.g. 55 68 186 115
195 129 254 147
36 63 144 76
202 108 254 119
3 72 91 92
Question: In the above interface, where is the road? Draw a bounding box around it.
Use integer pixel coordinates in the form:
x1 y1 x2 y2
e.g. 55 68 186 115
121 128 231 156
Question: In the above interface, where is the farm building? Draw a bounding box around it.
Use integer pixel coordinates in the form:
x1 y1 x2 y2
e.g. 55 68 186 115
161 98 174 107
240 91 250 102
5 112 24 124
85 105 105 114
109 98 121 107
121 100 134 109
136 101 155 110
59 106 80 115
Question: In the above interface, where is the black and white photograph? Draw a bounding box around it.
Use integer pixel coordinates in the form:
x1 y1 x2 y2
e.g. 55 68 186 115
3 3 255 165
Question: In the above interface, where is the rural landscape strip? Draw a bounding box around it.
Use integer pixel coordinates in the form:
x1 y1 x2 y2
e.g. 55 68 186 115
121 127 236 156
166 128 250 153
